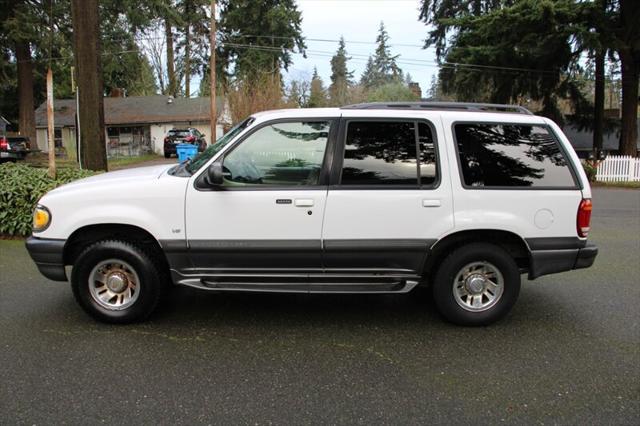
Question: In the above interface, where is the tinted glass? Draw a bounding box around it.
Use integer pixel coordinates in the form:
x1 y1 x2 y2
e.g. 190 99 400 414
341 121 419 185
223 121 330 186
455 124 575 188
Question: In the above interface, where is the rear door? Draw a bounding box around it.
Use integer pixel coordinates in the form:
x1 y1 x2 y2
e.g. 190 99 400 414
321 112 455 276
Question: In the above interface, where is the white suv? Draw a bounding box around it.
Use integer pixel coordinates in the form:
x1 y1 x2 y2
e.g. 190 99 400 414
26 102 598 326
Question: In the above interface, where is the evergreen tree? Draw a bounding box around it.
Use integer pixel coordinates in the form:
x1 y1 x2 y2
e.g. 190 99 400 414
360 56 376 88
219 0 306 83
307 67 326 107
360 22 403 89
328 37 353 106
427 74 438 99
419 0 589 123
419 0 638 150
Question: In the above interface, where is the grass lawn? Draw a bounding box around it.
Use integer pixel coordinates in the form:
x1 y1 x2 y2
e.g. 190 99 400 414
23 152 169 170
592 181 640 189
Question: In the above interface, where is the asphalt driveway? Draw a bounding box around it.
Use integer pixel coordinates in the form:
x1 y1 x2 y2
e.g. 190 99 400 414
1 188 638 425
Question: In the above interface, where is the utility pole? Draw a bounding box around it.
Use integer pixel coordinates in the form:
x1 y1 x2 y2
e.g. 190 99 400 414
210 0 217 144
46 68 56 179
46 0 55 178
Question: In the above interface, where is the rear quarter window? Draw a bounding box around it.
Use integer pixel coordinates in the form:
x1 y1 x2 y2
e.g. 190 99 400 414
454 123 577 188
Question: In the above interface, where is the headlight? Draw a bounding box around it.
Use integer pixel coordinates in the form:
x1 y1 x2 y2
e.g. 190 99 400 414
33 205 51 232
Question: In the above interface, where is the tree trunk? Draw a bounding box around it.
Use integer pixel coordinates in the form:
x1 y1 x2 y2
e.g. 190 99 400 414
71 0 107 171
15 41 36 147
210 0 216 143
593 49 605 153
165 18 177 97
619 48 639 156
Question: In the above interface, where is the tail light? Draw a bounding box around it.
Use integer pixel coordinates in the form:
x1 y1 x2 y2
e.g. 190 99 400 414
185 135 195 142
0 137 8 151
577 198 592 238
164 137 170 144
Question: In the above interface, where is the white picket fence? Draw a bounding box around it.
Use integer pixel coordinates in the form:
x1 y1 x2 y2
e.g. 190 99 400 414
595 155 640 182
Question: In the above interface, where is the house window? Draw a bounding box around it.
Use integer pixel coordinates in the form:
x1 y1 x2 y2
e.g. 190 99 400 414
54 128 62 148
45 128 63 148
107 126 151 157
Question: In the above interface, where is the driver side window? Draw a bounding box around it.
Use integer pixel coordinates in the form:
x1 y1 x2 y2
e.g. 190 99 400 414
222 121 331 186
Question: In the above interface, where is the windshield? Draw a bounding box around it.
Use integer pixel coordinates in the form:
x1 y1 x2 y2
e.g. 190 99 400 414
185 117 255 174
168 130 190 137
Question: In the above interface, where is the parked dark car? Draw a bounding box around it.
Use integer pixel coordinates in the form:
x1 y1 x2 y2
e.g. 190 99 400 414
0 136 32 162
163 128 206 158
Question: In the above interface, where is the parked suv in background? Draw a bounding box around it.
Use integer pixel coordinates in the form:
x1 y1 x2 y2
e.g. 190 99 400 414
163 128 206 158
0 135 31 162
26 102 597 326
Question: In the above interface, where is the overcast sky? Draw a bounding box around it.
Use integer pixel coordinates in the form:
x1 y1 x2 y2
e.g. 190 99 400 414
285 0 438 98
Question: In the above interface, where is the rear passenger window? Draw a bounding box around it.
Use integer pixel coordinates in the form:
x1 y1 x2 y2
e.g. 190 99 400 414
340 121 437 186
454 123 576 188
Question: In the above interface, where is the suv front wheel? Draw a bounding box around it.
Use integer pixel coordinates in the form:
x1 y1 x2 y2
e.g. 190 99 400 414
432 243 521 326
71 240 166 323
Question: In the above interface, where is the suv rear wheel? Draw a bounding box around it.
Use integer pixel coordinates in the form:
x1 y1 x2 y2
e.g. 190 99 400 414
71 240 166 323
432 243 520 326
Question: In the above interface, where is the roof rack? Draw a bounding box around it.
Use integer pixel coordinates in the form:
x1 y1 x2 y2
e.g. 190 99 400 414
341 101 533 115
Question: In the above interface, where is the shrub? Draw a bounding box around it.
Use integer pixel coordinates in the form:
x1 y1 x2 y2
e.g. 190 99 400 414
366 82 420 102
227 75 287 124
0 163 97 236
582 161 597 182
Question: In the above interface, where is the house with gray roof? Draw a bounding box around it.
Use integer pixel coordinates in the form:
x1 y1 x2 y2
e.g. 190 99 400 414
561 118 640 157
35 95 227 158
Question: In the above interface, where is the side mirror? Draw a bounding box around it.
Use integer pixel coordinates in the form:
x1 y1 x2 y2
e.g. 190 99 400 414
206 162 224 186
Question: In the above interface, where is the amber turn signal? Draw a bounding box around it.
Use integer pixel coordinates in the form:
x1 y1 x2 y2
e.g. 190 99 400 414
33 205 51 232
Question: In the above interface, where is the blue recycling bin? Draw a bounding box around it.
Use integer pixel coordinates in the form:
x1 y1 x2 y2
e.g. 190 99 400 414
176 143 198 162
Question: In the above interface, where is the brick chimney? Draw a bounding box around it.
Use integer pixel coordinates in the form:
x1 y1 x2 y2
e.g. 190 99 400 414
409 83 422 99
109 88 125 98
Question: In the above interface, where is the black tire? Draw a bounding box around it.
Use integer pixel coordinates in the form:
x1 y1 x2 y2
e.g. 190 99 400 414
164 152 171 159
432 243 520 326
71 240 167 324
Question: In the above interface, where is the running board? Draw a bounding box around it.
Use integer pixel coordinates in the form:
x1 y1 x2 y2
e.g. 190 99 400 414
173 272 420 294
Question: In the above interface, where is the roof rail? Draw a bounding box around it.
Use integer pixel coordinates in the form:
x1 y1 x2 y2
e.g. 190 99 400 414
341 101 533 115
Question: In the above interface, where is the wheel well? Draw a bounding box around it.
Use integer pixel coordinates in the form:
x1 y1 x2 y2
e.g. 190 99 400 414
424 230 530 279
63 224 169 270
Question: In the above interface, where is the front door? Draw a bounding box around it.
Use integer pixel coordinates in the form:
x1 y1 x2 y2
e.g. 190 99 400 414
184 119 336 275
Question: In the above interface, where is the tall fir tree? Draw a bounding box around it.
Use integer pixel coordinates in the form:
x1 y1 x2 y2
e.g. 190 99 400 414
328 37 353 106
360 22 403 89
360 56 376 88
219 0 306 84
419 0 638 151
307 67 326 107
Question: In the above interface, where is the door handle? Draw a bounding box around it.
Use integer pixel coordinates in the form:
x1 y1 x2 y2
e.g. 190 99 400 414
422 199 441 208
295 199 314 207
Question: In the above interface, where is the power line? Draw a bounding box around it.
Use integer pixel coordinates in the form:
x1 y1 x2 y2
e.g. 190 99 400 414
119 32 564 75
18 40 582 81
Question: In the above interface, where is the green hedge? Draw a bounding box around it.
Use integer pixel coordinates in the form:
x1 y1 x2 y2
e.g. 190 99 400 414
582 161 597 182
0 163 97 236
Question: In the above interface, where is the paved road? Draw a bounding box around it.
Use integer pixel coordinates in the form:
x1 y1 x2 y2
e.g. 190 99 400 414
1 188 638 425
